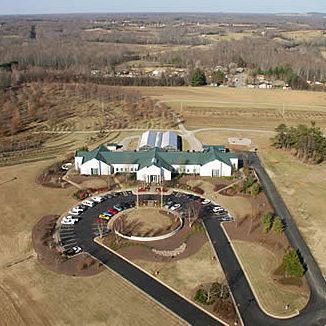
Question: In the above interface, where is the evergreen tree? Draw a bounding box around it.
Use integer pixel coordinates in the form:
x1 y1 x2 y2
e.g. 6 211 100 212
190 68 206 86
283 249 305 277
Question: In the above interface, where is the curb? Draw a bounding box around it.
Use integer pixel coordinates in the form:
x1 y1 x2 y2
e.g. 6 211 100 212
93 238 228 326
220 224 300 320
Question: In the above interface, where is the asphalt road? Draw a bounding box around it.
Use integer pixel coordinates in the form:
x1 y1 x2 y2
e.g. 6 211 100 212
71 193 222 326
62 184 326 325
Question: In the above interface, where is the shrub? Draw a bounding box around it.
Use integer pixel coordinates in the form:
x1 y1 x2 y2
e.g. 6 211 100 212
272 216 284 233
262 212 273 232
193 186 204 194
242 175 255 192
251 182 261 196
194 289 214 305
283 249 305 277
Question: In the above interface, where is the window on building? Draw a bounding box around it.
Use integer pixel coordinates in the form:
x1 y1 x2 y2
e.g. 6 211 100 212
187 169 190 173
131 168 134 172
91 168 99 175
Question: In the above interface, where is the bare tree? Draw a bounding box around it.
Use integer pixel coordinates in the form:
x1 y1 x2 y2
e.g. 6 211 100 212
187 201 201 227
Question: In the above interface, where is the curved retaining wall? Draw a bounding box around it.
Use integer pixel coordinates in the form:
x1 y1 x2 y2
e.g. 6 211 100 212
115 216 184 242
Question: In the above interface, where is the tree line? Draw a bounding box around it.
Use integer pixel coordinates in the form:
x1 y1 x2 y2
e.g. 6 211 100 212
272 122 326 163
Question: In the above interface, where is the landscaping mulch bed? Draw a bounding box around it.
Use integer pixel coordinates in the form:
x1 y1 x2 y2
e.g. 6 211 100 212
32 215 105 276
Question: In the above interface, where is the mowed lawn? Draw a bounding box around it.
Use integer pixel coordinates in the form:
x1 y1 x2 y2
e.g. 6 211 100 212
133 242 224 299
0 161 185 326
232 240 308 317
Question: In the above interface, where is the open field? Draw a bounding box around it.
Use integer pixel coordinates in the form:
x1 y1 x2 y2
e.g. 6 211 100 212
133 87 326 131
259 147 326 274
232 240 308 317
134 86 326 107
133 242 224 299
281 30 326 41
0 161 185 326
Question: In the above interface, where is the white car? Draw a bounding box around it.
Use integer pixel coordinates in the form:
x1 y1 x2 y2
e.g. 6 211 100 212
201 199 211 205
213 206 224 213
82 200 96 207
91 196 105 203
170 203 181 211
61 216 79 224
68 210 81 216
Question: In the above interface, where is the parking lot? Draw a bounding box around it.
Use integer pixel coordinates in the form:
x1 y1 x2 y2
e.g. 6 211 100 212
58 189 232 255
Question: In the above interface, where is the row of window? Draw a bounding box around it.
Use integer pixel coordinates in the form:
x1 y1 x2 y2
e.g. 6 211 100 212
176 168 199 173
115 167 137 172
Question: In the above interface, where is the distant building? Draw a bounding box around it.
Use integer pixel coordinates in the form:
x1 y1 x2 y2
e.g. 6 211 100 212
203 145 227 153
107 143 120 151
75 145 238 182
137 131 180 151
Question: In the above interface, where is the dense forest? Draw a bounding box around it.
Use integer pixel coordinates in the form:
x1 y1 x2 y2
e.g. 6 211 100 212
272 122 326 163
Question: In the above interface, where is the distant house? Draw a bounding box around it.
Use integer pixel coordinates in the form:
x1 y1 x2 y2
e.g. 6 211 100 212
138 131 180 151
75 145 238 182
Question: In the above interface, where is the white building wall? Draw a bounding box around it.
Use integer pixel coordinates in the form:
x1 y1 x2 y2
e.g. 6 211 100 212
200 159 232 177
137 165 171 181
171 164 200 174
75 156 83 170
80 158 112 175
230 157 239 170
111 163 139 173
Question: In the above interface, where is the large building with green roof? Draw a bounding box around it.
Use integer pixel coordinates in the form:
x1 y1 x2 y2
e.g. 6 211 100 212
75 144 238 183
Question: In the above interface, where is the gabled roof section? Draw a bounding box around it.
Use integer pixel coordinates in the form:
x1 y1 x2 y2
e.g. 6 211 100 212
76 145 238 169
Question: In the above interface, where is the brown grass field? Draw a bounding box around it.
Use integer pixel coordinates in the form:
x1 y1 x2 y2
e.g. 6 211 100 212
133 242 224 299
0 161 185 326
123 208 173 236
2 85 326 323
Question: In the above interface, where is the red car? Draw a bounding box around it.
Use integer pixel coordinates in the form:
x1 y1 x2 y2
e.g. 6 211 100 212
108 209 118 214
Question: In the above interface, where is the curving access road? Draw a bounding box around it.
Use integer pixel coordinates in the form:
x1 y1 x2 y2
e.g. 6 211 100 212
60 176 326 325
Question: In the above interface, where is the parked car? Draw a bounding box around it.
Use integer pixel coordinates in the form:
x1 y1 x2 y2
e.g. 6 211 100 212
65 246 82 256
98 214 111 220
219 216 233 222
91 196 105 203
186 194 194 199
201 199 211 205
170 203 181 211
82 200 96 207
68 210 81 216
103 194 112 199
213 206 224 213
113 204 123 212
107 208 118 214
120 202 130 209
61 216 79 224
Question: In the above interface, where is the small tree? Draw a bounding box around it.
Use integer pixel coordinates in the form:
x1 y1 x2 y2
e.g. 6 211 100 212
272 217 284 233
251 182 261 196
283 249 305 277
262 212 273 233
190 68 206 86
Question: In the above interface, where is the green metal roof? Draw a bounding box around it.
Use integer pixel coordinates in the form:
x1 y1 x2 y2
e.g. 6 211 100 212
76 145 238 170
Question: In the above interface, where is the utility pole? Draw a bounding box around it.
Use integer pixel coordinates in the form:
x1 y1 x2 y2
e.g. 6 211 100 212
160 173 164 208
